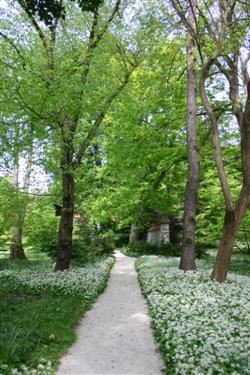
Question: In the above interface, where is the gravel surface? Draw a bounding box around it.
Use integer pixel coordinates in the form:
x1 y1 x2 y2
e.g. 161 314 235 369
56 251 163 375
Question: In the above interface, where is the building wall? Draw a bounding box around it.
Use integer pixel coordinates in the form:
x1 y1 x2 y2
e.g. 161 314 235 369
147 223 170 245
147 230 160 245
160 224 170 243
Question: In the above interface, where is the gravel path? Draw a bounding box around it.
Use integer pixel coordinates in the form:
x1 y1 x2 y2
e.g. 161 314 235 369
56 251 163 375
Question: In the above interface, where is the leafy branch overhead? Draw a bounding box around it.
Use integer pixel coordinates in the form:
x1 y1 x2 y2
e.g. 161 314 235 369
18 0 104 26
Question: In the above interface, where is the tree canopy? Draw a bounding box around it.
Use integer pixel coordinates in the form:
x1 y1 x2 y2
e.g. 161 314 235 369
0 0 249 281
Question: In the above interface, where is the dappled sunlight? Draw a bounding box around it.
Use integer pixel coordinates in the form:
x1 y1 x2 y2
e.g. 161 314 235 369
129 312 150 324
113 268 135 276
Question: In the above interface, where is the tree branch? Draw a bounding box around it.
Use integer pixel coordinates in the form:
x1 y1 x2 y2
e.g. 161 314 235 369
240 51 250 93
73 66 137 168
0 31 25 63
17 0 58 85
97 0 122 39
72 0 122 128
198 1 237 211
17 0 49 53
240 79 250 188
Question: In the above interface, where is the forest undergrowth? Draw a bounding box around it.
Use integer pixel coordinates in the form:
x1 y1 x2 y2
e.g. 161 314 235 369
0 257 114 375
136 254 250 375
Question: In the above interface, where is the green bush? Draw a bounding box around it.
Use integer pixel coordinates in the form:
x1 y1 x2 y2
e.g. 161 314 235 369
40 223 116 265
123 240 182 257
24 205 58 254
123 240 212 259
71 240 105 264
196 242 216 258
72 221 115 264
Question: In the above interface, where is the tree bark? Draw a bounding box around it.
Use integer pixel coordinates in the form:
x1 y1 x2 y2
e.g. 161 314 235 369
211 81 250 282
211 210 237 282
54 135 75 271
9 123 34 260
211 190 250 282
9 161 26 260
9 126 24 260
54 172 74 271
9 216 26 260
129 223 140 244
180 0 198 271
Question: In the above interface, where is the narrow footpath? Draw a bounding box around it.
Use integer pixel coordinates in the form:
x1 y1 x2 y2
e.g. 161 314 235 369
56 251 163 375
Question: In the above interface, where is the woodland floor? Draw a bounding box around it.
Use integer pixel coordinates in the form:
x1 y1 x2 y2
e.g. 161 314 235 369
56 251 163 375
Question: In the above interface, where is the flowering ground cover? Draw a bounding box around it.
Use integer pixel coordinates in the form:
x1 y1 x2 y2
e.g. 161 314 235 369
0 257 114 375
136 256 250 375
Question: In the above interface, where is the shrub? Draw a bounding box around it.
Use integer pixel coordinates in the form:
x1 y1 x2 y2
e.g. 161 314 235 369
40 227 116 264
123 240 182 257
195 242 216 258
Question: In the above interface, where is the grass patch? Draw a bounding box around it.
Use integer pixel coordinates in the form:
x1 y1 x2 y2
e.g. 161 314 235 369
122 241 182 258
0 257 114 374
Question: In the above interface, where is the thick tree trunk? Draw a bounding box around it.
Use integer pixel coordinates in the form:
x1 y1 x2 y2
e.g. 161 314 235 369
55 133 75 271
129 223 140 244
9 222 26 260
211 210 237 282
212 188 250 282
180 0 198 271
54 171 74 271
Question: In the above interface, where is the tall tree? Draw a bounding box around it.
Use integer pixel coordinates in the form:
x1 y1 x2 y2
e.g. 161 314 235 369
205 53 250 282
1 0 137 270
179 0 199 271
171 0 250 281
9 123 34 260
198 4 250 282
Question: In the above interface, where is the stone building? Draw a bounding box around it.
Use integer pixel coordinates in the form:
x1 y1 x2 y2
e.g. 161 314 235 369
146 219 170 245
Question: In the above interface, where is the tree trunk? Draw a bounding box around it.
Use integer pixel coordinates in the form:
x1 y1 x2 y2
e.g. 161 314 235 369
180 0 198 271
9 222 26 260
9 123 34 260
9 161 26 260
212 188 250 282
211 210 237 282
54 171 74 271
211 81 250 282
55 135 75 271
9 124 26 260
129 223 140 244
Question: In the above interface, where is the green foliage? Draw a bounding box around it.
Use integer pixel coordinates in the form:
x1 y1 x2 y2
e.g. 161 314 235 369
1 0 249 285
39 219 116 263
83 40 187 228
0 257 114 373
23 0 65 25
123 240 182 258
0 179 28 241
72 221 116 264
198 249 250 277
76 0 104 12
196 140 244 245
24 202 59 254
19 0 104 27
124 240 208 259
